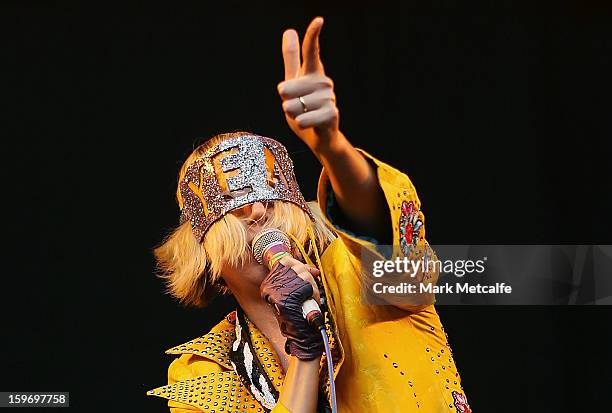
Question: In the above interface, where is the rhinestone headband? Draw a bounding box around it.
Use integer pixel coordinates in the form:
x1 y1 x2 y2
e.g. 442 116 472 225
178 134 314 242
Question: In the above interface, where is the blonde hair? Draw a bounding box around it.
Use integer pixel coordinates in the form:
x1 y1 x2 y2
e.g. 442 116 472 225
153 132 336 308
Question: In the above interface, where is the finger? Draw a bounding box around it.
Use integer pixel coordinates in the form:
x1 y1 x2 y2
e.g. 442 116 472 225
277 79 316 100
295 105 338 129
278 74 333 101
282 89 335 118
291 263 309 275
295 271 320 303
302 17 324 74
277 74 333 100
282 29 301 80
308 266 321 278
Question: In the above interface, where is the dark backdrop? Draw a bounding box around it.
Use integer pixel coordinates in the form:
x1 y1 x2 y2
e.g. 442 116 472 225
1 1 611 412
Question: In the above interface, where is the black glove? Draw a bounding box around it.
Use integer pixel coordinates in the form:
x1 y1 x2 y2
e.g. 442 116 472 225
260 263 324 360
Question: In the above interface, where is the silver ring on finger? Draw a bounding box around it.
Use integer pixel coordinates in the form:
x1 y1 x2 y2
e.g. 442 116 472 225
298 96 308 113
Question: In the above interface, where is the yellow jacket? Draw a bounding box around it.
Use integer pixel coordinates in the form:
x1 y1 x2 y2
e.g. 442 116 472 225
147 150 471 413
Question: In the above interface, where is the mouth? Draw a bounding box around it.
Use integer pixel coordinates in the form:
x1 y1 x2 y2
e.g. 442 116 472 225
246 219 272 247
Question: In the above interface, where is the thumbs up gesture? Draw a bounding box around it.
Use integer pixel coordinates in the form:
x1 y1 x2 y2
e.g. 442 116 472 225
277 17 340 153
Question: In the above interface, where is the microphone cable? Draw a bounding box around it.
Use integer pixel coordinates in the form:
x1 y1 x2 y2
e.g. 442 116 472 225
320 326 337 413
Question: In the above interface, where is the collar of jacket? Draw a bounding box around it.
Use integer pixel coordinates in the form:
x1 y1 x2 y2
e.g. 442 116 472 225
146 312 265 412
163 312 237 369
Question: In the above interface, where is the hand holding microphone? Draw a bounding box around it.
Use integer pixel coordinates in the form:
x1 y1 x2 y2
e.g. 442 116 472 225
252 229 325 361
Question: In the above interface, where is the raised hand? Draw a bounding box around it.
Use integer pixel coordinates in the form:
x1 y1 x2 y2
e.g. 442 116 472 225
277 17 340 153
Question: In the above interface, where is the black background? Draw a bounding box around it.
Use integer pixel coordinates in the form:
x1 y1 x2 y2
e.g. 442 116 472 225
1 1 611 412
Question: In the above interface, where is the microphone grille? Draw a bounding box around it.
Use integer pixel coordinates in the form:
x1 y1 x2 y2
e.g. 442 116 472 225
251 228 291 265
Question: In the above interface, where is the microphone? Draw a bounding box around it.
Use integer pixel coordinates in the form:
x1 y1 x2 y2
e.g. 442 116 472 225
251 228 325 330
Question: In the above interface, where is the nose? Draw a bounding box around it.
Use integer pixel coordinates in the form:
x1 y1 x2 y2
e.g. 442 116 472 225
245 202 267 224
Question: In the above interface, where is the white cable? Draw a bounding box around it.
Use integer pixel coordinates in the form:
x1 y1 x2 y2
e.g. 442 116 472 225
320 329 337 413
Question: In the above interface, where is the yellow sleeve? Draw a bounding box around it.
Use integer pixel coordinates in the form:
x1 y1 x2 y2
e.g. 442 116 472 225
317 147 430 259
317 148 438 312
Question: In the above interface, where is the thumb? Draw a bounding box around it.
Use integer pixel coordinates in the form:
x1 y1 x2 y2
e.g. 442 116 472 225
308 265 321 277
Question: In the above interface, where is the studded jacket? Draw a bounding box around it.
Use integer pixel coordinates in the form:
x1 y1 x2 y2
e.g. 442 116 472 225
147 150 471 413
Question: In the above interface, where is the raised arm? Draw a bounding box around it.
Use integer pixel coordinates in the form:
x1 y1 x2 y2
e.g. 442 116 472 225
277 17 391 243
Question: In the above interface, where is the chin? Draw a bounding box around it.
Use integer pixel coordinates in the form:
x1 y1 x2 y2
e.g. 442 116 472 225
243 259 270 286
